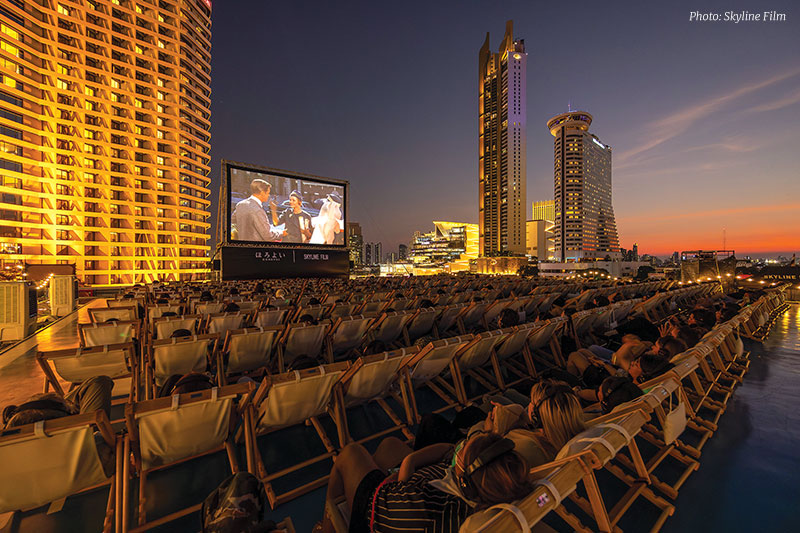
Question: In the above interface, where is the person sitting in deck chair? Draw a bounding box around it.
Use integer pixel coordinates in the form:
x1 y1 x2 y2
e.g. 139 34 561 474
2 375 116 474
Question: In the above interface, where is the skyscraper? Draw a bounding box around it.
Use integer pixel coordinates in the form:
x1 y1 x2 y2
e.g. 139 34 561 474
547 112 620 262
0 0 212 285
346 222 363 265
527 200 555 260
478 20 526 257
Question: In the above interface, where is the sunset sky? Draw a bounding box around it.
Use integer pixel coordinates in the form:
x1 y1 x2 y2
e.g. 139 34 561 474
210 0 799 258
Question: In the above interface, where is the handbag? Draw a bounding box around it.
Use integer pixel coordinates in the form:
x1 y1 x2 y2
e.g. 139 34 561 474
661 391 687 445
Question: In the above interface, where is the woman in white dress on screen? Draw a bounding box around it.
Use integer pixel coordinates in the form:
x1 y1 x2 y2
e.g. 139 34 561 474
310 192 343 244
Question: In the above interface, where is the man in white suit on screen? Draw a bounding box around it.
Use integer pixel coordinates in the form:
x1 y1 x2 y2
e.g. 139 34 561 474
231 179 284 241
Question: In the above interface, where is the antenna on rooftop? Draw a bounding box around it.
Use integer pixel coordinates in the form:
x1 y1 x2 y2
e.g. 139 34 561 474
568 100 572 112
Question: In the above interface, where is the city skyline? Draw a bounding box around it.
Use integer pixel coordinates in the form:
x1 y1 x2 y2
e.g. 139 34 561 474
210 0 799 258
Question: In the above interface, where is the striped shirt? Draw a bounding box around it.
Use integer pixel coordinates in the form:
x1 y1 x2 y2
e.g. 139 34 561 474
371 460 471 532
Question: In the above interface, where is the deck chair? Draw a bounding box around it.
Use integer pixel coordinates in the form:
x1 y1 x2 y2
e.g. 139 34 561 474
357 300 390 315
79 320 139 348
402 307 439 345
89 306 138 323
435 303 471 338
0 411 117 533
326 314 376 361
483 323 539 390
528 318 566 368
192 301 225 317
449 329 511 404
396 335 474 422
109 298 142 318
279 322 329 370
37 343 136 402
152 314 200 340
367 310 415 347
328 302 359 320
292 303 332 323
457 301 489 334
146 304 184 324
218 326 282 383
549 409 674 533
234 300 262 313
254 308 289 328
123 382 253 531
206 312 248 335
333 347 419 445
482 298 513 329
148 334 218 394
247 363 349 508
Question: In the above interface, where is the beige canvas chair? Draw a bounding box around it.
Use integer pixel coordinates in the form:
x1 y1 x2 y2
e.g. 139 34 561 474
279 322 329 371
152 314 200 340
254 308 289 328
367 310 415 347
435 303 471 338
328 302 359 320
491 323 539 389
218 326 282 383
456 300 489 334
449 329 511 405
247 363 349 508
325 314 376 361
396 335 474 423
79 320 139 348
146 304 184 325
89 306 138 323
481 298 513 329
37 343 136 402
192 301 225 317
333 347 419 445
205 312 248 336
148 334 218 395
402 307 440 345
0 411 117 533
123 382 253 531
527 318 567 368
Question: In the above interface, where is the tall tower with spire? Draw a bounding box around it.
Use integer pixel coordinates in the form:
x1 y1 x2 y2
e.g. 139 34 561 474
478 21 527 256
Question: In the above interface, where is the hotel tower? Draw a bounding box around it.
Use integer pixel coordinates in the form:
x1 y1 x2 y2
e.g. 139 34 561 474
478 20 526 257
0 0 211 285
547 111 620 262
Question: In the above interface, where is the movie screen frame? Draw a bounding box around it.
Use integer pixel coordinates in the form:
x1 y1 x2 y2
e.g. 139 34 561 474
224 161 348 248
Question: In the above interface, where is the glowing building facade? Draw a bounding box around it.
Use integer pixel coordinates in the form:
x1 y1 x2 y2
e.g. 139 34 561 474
478 20 526 257
410 221 478 274
547 112 620 262
0 0 212 285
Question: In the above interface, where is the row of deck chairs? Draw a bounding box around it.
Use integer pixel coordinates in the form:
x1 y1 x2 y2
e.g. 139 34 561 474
376 285 788 533
2 278 730 531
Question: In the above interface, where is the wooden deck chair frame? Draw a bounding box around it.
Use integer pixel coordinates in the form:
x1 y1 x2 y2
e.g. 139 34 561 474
204 311 250 336
449 329 514 405
277 321 330 371
79 320 140 348
332 347 419 446
122 382 255 532
366 310 415 347
254 307 290 328
246 363 350 508
402 307 439 345
151 314 201 341
146 333 219 399
218 326 283 385
325 314 376 362
0 410 117 533
395 335 474 424
89 306 138 324
527 318 567 369
37 343 138 405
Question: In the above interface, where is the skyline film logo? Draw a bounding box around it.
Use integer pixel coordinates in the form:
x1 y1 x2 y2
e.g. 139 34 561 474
689 11 787 23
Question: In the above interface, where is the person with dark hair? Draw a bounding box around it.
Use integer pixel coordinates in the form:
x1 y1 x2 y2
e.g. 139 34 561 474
417 298 434 308
688 308 716 333
170 328 193 339
316 433 531 533
296 314 317 326
307 297 321 306
591 295 610 309
498 308 520 329
157 372 214 397
199 290 213 302
362 340 387 356
229 287 239 296
161 311 178 318
598 376 643 414
653 335 687 359
223 302 240 313
253 282 265 294
275 190 312 243
629 353 674 384
671 325 701 349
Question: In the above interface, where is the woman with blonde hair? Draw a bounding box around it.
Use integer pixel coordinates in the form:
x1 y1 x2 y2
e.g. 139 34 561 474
528 379 586 451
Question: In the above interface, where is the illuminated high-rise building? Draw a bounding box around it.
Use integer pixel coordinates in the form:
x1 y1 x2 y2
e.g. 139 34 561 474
478 20 526 256
346 222 362 265
527 200 555 261
547 111 620 262
531 200 554 222
0 0 212 285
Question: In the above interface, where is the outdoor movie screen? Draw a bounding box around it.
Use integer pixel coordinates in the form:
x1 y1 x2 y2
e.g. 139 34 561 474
227 164 346 247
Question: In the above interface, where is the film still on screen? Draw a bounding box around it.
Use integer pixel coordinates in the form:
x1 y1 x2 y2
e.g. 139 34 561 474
229 167 345 246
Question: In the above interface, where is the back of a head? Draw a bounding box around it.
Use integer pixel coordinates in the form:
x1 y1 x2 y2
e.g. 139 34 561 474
593 295 610 308
691 308 716 329
529 380 585 451
363 340 387 356
308 297 321 306
3 393 75 429
170 328 192 339
224 302 240 313
459 432 531 507
498 308 519 329
600 376 643 414
661 336 687 358
638 353 674 381
674 326 701 348
158 372 213 397
297 314 317 325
